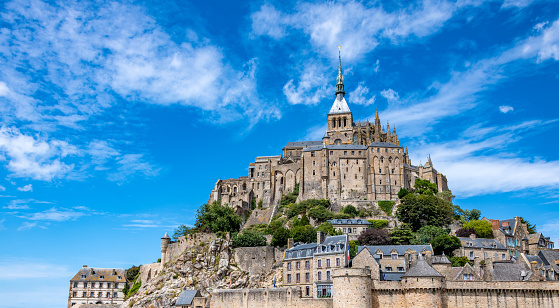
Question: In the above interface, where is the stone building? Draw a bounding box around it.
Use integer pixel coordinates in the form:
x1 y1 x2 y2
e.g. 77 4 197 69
207 51 449 224
327 218 370 241
175 289 207 308
453 234 509 262
282 232 349 298
67 265 126 308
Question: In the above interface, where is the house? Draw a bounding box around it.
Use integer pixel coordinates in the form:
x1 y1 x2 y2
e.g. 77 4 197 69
175 289 206 308
453 234 509 262
328 218 370 241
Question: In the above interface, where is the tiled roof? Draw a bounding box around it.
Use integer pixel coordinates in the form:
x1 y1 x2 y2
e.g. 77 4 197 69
70 267 126 282
284 141 323 148
491 261 531 281
368 142 400 148
539 250 559 273
176 289 201 305
328 219 371 225
358 245 433 256
458 237 506 249
432 255 451 264
401 255 443 278
284 243 317 260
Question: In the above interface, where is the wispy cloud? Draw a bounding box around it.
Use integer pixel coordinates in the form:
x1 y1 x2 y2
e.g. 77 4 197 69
349 82 376 106
380 89 399 102
122 219 161 228
0 259 72 279
0 185 5 191
17 206 98 223
16 184 32 192
499 105 514 113
17 222 37 231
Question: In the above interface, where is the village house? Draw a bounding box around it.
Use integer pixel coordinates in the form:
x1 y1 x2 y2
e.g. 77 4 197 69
328 218 370 241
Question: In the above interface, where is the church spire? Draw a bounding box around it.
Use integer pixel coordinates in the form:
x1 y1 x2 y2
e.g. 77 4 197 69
335 46 345 96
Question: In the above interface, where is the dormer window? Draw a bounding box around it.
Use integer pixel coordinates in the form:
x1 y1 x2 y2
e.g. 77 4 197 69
99 275 104 279
81 275 86 279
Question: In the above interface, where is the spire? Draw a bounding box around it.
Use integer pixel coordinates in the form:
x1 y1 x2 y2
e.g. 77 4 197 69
335 46 345 96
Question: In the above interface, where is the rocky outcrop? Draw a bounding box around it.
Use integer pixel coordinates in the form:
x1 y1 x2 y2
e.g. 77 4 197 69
122 237 284 308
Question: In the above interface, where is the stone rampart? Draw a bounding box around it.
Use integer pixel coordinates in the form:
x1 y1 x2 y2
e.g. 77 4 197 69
165 233 217 262
210 287 333 308
234 246 284 275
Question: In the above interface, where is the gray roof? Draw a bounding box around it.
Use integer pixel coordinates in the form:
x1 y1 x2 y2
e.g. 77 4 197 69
329 95 351 114
538 250 559 272
525 254 544 265
316 235 348 255
302 144 369 152
381 272 405 281
358 245 433 256
176 289 200 305
162 232 170 239
432 255 451 264
284 243 317 260
498 219 517 236
328 219 370 225
401 254 443 278
458 237 506 249
284 141 323 148
369 142 401 148
491 261 531 281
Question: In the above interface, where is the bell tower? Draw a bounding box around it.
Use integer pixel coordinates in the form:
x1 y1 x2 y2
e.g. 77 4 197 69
326 47 353 145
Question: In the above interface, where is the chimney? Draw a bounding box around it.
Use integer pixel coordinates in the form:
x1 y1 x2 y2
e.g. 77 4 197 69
491 220 500 230
287 238 294 249
83 265 88 268
483 258 493 281
502 221 509 227
470 233 477 240
473 256 481 277
317 231 325 245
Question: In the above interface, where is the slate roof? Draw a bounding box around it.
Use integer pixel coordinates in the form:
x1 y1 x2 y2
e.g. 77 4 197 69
162 232 170 239
458 237 506 249
525 254 544 265
491 261 531 281
316 235 348 256
401 255 443 278
70 267 126 282
358 245 433 256
498 219 517 236
284 243 317 260
432 255 451 264
302 144 369 152
329 95 351 114
539 250 559 273
284 141 323 148
368 142 401 148
381 272 405 281
328 219 371 225
176 289 201 306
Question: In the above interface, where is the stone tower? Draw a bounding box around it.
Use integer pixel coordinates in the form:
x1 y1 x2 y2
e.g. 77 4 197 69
327 47 353 145
400 254 445 308
332 268 372 308
160 232 171 266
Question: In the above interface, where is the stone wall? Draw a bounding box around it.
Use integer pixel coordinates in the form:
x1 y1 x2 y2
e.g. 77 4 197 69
138 263 161 284
210 287 333 308
234 246 284 276
165 233 217 262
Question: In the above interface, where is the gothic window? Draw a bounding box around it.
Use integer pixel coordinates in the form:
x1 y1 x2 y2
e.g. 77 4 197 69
344 118 347 127
338 118 341 127
389 157 392 164
332 119 336 128
243 184 247 190
380 157 384 163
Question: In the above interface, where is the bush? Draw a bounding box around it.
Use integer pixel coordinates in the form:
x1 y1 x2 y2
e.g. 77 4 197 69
396 194 453 232
286 203 308 218
450 256 473 267
455 228 476 237
270 226 290 247
281 193 298 206
378 201 395 216
367 219 388 229
390 223 414 245
172 224 194 240
126 280 141 299
431 235 462 256
341 205 358 217
257 199 263 209
126 265 140 282
398 187 409 199
291 225 316 243
292 214 311 228
316 222 342 235
413 179 438 195
358 228 391 245
349 240 358 258
266 217 287 235
333 212 352 219
195 201 242 233
410 225 450 245
308 205 334 223
232 230 267 248
244 223 268 235
462 220 493 238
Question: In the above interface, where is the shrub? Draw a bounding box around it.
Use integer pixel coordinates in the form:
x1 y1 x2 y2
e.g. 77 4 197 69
156 258 161 263
333 212 352 219
126 265 140 282
172 224 194 239
455 228 476 237
126 280 141 299
358 228 391 245
281 193 297 206
286 203 308 218
398 187 409 199
270 226 290 247
431 235 462 256
367 219 388 229
316 222 342 235
341 205 358 217
413 179 438 195
462 220 493 238
390 223 414 245
291 225 316 243
266 217 287 235
232 230 267 248
450 256 473 267
257 199 263 209
195 201 242 233
378 201 395 216
308 206 334 223
244 223 268 235
410 225 450 245
292 214 311 228
349 240 358 258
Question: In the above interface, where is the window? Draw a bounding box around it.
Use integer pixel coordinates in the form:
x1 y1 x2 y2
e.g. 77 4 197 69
351 151 355 155
84 282 88 288
306 272 310 282
398 267 404 272
379 168 381 173
344 151 347 155
107 283 111 288
98 292 102 298
73 282 78 287
385 267 393 272
287 274 291 283
348 228 352 233
317 271 322 280
312 170 315 175
106 292 110 298
287 262 291 270
296 273 300 283
326 271 331 280
378 253 383 259
90 292 94 297
330 151 333 155
81 275 86 279
470 251 474 258
73 291 77 297
317 285 332 298
326 259 331 267
353 228 357 233
463 274 473 281
358 151 361 155
380 180 382 184
318 260 322 268
311 152 315 157
113 292 118 298
306 286 310 297
99 283 103 288
336 258 340 267
391 254 397 260
82 292 86 298
296 262 300 270
313 161 315 166
305 261 310 269
99 275 104 279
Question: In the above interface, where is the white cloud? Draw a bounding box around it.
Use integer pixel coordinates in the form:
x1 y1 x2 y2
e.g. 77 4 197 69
380 89 399 102
283 60 329 105
499 105 514 113
250 4 289 39
349 82 376 106
0 82 9 96
107 154 160 183
17 184 32 192
22 207 88 222
540 219 559 246
0 218 5 230
0 259 71 279
4 199 30 210
373 60 380 73
534 21 549 32
17 222 37 231
501 0 535 9
123 219 160 228
0 185 5 191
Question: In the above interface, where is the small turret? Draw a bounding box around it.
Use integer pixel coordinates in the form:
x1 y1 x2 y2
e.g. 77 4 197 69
161 232 171 265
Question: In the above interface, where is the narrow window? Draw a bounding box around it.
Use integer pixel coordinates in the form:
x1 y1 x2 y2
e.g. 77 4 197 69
351 151 355 155
344 118 347 127
318 271 322 280
312 170 315 175
287 274 291 283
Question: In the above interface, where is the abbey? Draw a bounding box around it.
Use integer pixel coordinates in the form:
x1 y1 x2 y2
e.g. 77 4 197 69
208 51 449 214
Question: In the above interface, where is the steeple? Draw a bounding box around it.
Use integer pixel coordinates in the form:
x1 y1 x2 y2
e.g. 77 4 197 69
335 46 345 96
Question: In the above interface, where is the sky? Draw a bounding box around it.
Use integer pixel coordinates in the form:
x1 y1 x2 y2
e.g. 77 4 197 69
0 0 558 307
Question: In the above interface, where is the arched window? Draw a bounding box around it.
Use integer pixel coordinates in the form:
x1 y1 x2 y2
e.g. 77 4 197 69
334 139 342 145
332 119 336 128
233 187 237 193
343 118 347 127
338 118 341 127
380 157 384 163
389 157 393 164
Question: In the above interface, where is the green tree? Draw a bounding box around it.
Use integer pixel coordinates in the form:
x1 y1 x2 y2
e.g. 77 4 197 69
520 217 537 234
270 226 290 247
232 230 267 247
390 223 414 245
378 200 395 216
291 225 316 243
172 224 194 240
410 225 450 245
358 228 391 245
431 235 462 256
341 205 358 217
413 179 438 195
195 201 242 233
308 205 334 223
462 220 493 238
367 219 388 229
398 187 410 199
349 240 358 258
316 222 342 235
266 217 287 235
292 214 311 227
396 194 453 231
125 265 140 282
450 256 473 267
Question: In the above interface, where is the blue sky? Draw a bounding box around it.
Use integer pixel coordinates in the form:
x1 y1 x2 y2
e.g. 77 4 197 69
0 0 558 306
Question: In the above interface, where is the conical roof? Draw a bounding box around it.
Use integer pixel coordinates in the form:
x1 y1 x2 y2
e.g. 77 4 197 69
162 232 170 239
401 254 443 278
329 95 351 114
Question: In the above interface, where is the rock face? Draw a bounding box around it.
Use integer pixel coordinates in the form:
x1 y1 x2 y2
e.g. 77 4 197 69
122 238 284 308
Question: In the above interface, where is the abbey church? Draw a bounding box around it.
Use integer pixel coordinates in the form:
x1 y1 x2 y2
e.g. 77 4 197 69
208 51 449 214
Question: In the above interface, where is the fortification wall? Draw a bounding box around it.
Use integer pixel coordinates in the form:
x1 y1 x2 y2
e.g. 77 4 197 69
165 233 217 262
210 287 333 308
138 263 161 284
234 246 284 275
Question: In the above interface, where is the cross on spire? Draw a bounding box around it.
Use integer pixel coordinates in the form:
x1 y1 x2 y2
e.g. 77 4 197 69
336 46 345 96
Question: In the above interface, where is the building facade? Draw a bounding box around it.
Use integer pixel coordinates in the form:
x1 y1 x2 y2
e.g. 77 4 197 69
454 234 510 262
328 218 370 241
68 265 126 308
207 52 449 221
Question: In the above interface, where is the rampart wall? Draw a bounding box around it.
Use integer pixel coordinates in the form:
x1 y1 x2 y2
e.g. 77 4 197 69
165 233 217 262
234 246 284 275
210 287 333 308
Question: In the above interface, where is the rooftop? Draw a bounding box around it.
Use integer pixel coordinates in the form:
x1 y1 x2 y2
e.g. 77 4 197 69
401 254 443 278
328 95 351 114
328 218 370 225
70 267 126 282
176 289 201 306
284 141 323 148
458 237 506 249
358 245 433 256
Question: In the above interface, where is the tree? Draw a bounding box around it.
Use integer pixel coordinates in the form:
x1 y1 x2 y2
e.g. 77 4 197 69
292 214 310 228
520 217 537 234
455 228 476 237
316 222 342 235
341 205 358 217
367 219 388 229
462 220 493 238
232 230 267 247
125 265 140 282
195 201 242 233
378 200 395 216
467 209 481 221
291 225 316 243
270 226 290 247
396 194 453 231
431 235 462 256
410 225 449 245
450 256 472 267
390 223 414 245
358 228 391 245
413 179 438 195
398 187 409 199
349 240 358 258
308 205 334 223
172 224 194 240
